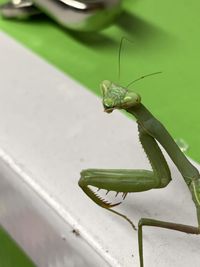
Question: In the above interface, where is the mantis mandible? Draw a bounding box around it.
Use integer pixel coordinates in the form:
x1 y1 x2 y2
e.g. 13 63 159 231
78 49 200 267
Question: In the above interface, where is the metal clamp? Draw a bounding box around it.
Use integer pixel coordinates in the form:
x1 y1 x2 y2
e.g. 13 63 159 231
0 0 121 31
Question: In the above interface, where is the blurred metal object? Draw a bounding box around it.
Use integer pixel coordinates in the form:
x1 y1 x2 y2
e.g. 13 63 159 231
33 0 121 31
0 0 121 31
0 0 41 19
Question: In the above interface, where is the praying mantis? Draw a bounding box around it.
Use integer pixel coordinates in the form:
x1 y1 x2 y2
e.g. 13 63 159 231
78 45 200 267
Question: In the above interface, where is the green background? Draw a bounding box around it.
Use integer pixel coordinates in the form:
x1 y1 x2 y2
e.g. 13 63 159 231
1 0 200 162
0 227 35 267
0 0 200 265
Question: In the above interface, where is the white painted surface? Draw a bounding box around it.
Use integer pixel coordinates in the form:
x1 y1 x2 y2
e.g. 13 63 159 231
0 150 110 267
0 31 200 267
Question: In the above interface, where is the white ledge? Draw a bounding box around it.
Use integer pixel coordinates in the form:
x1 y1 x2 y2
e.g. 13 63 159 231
0 31 200 267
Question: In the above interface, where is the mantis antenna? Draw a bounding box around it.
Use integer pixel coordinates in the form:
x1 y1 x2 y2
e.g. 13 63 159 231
118 37 162 87
118 37 133 81
126 71 162 88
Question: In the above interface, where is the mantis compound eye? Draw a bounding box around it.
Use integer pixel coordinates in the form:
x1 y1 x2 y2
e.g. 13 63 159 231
100 80 112 97
121 92 141 108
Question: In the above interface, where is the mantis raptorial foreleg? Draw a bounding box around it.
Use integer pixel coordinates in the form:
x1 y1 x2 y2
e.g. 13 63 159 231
79 79 200 266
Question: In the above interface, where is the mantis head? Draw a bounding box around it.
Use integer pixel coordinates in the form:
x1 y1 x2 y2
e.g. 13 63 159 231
100 80 141 113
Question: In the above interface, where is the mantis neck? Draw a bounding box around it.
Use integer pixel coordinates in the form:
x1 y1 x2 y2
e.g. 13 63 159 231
127 103 154 123
127 103 200 184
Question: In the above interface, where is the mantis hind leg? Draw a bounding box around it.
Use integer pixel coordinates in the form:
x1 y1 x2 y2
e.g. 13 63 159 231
137 126 200 266
138 218 200 267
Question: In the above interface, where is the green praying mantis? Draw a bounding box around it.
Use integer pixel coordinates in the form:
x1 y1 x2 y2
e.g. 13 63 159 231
78 45 200 267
